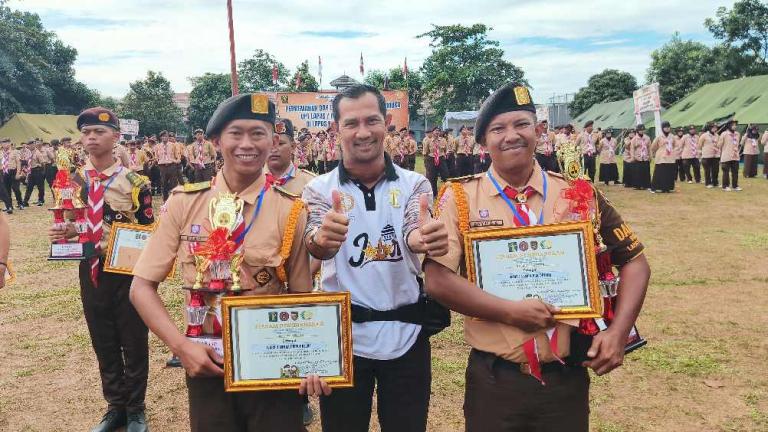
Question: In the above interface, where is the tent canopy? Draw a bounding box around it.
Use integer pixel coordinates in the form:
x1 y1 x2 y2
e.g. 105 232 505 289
0 113 79 144
573 97 657 131
654 74 768 127
442 111 478 132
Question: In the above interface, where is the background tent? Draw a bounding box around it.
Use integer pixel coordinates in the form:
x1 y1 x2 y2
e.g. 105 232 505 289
651 74 768 128
0 113 79 144
442 111 478 132
573 97 659 132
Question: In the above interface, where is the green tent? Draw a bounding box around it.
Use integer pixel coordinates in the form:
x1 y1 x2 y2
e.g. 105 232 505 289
572 97 657 131
0 113 79 144
653 74 768 127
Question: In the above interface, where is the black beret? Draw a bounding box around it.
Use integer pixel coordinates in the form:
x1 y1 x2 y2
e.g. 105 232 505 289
50 139 60 146
77 107 119 130
207 93 276 137
387 125 397 132
636 124 646 131
194 128 204 134
661 121 671 128
474 82 535 143
276 118 294 137
159 131 168 137
584 120 594 128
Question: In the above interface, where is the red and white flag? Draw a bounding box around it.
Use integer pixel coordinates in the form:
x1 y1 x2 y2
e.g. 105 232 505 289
295 73 302 89
403 57 408 79
318 56 323 85
359 52 364 76
272 64 278 85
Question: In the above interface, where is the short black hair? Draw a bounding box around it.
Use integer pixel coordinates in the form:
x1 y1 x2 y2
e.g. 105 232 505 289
332 84 386 123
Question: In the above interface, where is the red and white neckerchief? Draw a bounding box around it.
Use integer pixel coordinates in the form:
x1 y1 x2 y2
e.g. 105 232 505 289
584 133 595 156
729 131 739 159
479 146 486 163
688 135 697 156
665 134 674 156
129 151 137 168
86 168 120 287
1 151 8 174
433 139 440 166
749 138 758 152
328 137 337 160
638 137 648 160
265 164 295 189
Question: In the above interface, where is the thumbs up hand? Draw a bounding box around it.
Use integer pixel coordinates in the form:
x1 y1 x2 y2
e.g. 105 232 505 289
313 190 350 253
408 193 449 257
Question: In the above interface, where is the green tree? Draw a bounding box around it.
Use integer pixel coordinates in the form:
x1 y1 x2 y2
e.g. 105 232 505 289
646 34 722 106
119 71 183 137
287 60 319 92
418 24 527 119
705 0 768 76
238 49 290 92
0 3 93 120
569 69 639 116
87 89 120 111
364 67 424 119
187 73 235 132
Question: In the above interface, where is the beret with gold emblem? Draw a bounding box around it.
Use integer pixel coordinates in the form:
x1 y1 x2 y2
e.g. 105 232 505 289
77 107 119 130
206 93 276 137
276 118 294 137
474 82 535 143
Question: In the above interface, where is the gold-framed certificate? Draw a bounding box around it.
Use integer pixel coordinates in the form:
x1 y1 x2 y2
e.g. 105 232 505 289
222 291 354 392
464 221 602 320
103 222 154 275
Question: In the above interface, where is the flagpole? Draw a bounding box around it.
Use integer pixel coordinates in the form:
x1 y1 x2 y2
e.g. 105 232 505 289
226 0 238 96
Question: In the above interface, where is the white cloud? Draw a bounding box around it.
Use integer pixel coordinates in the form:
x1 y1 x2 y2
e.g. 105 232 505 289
10 0 731 104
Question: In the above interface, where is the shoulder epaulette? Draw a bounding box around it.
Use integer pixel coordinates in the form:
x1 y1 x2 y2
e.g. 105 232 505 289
126 171 151 189
172 181 211 194
448 174 479 183
300 168 317 177
273 185 300 199
546 171 566 180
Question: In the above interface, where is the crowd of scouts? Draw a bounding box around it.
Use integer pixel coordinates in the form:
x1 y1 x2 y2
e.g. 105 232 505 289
535 119 768 194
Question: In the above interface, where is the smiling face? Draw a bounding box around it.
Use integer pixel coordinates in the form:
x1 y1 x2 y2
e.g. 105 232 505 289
268 134 294 174
80 125 119 158
483 111 537 176
213 119 277 180
335 92 390 165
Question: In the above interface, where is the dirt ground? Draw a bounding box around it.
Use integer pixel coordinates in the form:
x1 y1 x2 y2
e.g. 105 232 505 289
1 161 767 431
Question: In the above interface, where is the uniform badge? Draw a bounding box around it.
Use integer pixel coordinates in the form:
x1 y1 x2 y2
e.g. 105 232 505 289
251 94 269 114
290 311 299 321
531 241 538 251
479 209 489 219
275 122 286 134
338 192 355 213
519 241 529 251
279 311 289 321
513 86 531 105
191 224 201 234
254 269 272 286
268 312 278 322
98 113 110 122
301 311 313 320
388 188 401 208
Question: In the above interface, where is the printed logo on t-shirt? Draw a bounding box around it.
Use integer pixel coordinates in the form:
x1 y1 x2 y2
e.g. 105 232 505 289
348 224 403 268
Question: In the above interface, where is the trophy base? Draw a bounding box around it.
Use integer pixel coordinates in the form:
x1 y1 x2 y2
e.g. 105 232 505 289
187 335 223 358
48 242 97 261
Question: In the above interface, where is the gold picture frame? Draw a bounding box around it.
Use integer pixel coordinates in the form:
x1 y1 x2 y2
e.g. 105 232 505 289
222 291 354 392
103 222 175 277
463 220 602 320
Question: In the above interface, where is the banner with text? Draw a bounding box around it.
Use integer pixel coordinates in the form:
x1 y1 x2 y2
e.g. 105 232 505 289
273 90 409 132
633 83 661 115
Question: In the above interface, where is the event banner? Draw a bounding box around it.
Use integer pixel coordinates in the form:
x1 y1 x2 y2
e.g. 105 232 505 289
269 90 410 132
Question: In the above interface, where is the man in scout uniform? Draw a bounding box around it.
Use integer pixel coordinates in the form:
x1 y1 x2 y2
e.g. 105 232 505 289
534 119 557 173
130 94 329 432
314 130 328 174
113 140 131 168
422 126 450 196
424 83 650 431
718 120 741 191
23 139 47 206
155 131 181 201
401 128 416 171
456 125 476 176
187 128 217 182
42 139 57 193
126 140 148 176
576 120 597 182
1 138 23 212
324 127 341 172
267 119 316 195
444 128 458 177
303 84 449 432
48 107 155 432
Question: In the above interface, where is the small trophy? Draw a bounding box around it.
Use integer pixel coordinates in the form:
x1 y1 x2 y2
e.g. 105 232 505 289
49 150 94 260
184 192 245 355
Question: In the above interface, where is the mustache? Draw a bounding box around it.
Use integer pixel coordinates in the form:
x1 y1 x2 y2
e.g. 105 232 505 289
498 139 529 151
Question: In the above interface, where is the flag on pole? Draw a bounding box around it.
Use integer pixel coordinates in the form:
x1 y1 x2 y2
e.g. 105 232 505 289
359 52 364 76
403 57 408 80
383 75 389 90
318 56 323 87
272 64 278 85
295 73 302 89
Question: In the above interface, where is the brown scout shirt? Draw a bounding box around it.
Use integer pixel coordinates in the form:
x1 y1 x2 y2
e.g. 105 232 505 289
630 134 651 162
650 134 677 164
535 131 556 155
680 134 700 159
429 162 644 363
718 130 741 163
598 138 617 164
699 132 720 158
422 136 447 158
133 171 311 297
457 135 477 155
280 168 316 196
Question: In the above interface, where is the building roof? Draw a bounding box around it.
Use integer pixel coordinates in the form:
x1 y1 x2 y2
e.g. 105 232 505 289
329 75 359 89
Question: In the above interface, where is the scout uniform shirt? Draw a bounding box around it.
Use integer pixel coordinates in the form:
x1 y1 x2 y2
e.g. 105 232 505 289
650 134 677 164
1 148 20 174
156 141 179 165
535 131 556 156
126 148 147 172
622 137 634 162
41 144 56 165
74 159 155 251
680 133 700 159
113 143 130 168
28 147 44 169
267 164 316 196
293 141 311 169
133 171 311 297
458 135 476 156
699 131 720 158
188 140 216 167
431 161 644 363
598 138 617 164
742 135 760 156
630 134 651 162
422 136 447 161
324 136 341 162
406 136 418 156
576 131 596 157
718 130 741 163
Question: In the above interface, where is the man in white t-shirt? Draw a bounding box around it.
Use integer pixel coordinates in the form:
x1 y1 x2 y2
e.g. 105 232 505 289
302 84 449 432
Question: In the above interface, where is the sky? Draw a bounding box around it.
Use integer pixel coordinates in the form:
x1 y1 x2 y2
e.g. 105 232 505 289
12 0 731 104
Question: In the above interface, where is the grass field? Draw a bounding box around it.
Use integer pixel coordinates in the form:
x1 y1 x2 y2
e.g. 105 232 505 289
0 158 767 431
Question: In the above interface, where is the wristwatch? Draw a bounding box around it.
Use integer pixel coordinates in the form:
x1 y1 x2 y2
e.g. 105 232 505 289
307 226 320 248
